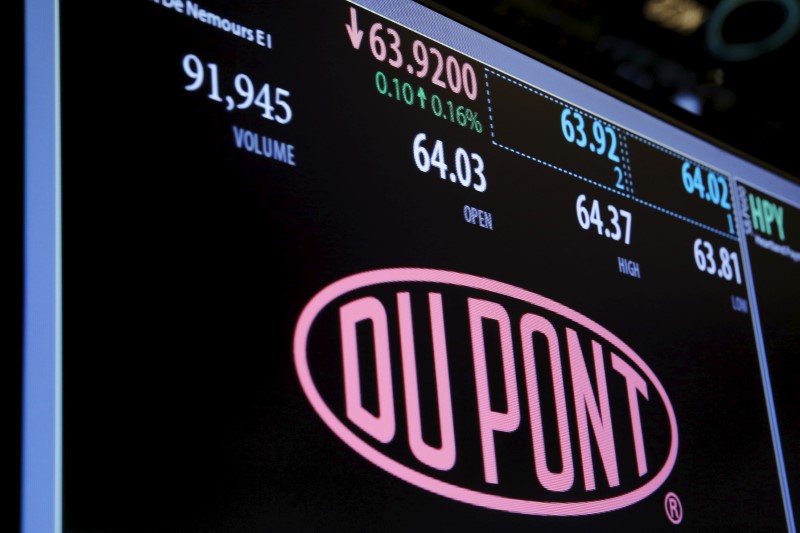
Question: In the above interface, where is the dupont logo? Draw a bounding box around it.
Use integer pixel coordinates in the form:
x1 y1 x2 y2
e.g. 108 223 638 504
294 268 678 516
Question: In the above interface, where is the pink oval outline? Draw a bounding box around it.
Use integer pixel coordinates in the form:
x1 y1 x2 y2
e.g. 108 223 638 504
293 268 678 516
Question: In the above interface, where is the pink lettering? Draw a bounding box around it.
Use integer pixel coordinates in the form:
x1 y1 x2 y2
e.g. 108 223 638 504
567 329 620 490
297 269 678 515
611 353 649 477
339 296 396 444
520 313 574 492
397 292 456 471
468 297 520 485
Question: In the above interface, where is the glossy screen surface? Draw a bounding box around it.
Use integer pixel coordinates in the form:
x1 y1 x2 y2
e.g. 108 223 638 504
23 1 799 531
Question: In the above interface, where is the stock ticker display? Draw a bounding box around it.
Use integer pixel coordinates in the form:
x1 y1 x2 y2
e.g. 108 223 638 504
58 1 799 531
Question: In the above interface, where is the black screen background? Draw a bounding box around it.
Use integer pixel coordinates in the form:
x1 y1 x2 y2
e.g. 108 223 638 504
59 2 793 531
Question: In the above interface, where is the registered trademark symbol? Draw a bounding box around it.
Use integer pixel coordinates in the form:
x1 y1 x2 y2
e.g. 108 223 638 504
664 492 683 524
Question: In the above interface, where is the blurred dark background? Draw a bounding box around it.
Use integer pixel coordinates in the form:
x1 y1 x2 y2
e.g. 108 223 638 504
421 0 800 181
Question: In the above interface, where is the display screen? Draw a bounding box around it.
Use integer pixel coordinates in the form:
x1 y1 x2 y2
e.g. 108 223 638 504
23 1 799 531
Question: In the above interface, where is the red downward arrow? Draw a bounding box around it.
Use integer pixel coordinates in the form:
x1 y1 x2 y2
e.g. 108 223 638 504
345 7 364 49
